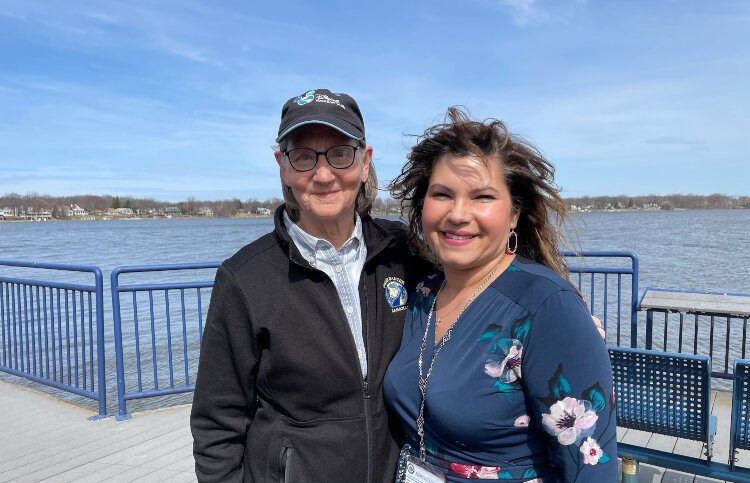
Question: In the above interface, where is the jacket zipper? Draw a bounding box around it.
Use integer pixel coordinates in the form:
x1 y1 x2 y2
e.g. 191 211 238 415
289 255 375 481
361 276 373 483
287 228 394 483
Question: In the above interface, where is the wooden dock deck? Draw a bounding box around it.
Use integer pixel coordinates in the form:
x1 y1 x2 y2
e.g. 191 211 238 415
0 381 196 482
1 381 749 482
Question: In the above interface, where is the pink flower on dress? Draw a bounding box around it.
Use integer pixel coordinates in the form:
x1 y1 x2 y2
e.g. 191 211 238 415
580 437 603 465
541 397 598 445
514 414 530 427
416 281 432 297
483 339 523 383
449 463 501 479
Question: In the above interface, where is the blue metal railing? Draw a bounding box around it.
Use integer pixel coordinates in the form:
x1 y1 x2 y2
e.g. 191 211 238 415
111 262 220 419
21 251 750 420
563 251 639 348
0 260 107 418
107 253 639 418
637 287 750 380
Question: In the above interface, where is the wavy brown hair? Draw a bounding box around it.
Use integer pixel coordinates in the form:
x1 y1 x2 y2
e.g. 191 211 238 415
389 107 568 277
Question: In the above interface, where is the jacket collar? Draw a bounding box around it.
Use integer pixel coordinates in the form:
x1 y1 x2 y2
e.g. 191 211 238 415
273 204 396 267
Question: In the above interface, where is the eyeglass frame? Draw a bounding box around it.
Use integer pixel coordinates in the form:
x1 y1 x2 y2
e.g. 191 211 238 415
283 144 361 172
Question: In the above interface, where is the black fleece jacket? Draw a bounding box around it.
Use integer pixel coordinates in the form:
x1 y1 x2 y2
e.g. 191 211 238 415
190 205 432 482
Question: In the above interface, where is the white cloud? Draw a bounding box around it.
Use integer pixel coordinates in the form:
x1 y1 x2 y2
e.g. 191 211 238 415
496 0 588 26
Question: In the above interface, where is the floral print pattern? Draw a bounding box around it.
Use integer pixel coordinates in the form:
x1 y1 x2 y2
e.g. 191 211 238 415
475 316 615 478
514 414 530 427
541 397 598 445
484 339 523 383
449 463 501 479
384 261 617 482
580 437 605 465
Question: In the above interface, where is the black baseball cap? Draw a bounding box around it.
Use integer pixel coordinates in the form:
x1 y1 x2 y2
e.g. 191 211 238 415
276 89 365 143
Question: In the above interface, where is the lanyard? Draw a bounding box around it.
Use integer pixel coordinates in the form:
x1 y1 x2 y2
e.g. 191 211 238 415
415 256 506 462
416 281 451 461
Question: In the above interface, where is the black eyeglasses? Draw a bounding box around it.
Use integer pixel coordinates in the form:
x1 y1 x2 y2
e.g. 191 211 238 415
284 145 359 172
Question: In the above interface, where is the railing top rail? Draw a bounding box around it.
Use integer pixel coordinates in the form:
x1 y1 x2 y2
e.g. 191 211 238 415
562 250 638 260
0 276 96 291
567 267 635 274
111 262 221 277
562 251 639 274
116 280 215 292
0 259 103 277
638 287 750 317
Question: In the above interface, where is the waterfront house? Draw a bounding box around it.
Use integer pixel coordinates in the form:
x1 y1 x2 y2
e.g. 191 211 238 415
114 208 134 216
68 204 88 217
26 208 52 220
197 207 214 217
255 207 272 216
1 207 17 219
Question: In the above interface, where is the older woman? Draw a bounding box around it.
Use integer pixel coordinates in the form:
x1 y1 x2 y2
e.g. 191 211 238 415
384 108 617 482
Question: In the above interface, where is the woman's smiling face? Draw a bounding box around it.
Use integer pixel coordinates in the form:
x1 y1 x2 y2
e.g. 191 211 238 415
421 154 519 274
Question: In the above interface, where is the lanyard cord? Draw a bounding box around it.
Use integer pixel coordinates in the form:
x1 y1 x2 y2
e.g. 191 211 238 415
415 255 506 461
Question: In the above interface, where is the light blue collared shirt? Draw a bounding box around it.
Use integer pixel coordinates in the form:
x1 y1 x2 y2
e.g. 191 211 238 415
284 211 368 377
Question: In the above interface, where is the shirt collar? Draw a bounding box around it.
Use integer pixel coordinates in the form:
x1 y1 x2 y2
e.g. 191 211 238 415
283 210 363 261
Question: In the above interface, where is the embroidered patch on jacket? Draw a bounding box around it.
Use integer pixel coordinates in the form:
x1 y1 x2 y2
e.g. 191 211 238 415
384 277 408 312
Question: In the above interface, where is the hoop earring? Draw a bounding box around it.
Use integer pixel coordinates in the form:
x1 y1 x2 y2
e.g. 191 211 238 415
506 229 518 254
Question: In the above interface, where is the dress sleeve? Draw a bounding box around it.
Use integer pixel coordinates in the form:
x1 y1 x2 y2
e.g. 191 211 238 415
190 265 260 482
521 290 617 482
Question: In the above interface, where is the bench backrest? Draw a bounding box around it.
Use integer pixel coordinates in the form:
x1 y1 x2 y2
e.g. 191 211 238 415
732 359 750 458
609 346 712 443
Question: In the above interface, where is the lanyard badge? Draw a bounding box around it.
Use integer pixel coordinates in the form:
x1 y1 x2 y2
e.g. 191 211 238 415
403 454 447 483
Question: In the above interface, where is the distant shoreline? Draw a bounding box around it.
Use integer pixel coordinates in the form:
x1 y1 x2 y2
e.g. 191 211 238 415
2 206 749 222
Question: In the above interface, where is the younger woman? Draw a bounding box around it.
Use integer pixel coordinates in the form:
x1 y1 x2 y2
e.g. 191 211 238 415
384 108 617 482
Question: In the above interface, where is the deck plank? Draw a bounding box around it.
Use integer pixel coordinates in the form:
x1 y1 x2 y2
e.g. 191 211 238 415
4 379 750 482
0 381 197 483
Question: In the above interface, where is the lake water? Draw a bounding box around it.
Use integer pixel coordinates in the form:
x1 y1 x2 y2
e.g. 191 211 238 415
2 209 749 293
1 209 749 411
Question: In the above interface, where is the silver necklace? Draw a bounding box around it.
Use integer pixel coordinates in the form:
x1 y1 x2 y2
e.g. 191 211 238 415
415 255 506 461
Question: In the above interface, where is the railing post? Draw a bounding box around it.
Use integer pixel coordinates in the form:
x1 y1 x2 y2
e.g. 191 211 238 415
630 254 639 348
90 267 108 420
645 310 653 350
110 268 131 420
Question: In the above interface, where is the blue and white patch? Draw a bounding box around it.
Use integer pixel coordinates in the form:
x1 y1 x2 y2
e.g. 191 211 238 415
295 90 315 105
384 277 408 312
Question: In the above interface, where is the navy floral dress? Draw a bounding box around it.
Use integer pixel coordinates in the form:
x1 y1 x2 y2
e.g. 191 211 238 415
383 257 617 482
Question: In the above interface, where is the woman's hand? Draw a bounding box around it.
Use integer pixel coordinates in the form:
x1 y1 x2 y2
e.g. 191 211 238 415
593 315 605 340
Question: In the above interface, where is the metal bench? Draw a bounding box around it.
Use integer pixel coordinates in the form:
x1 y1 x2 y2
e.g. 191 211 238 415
609 346 717 478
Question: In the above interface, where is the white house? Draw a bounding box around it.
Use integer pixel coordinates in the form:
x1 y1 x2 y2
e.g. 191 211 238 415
69 204 88 216
26 208 52 220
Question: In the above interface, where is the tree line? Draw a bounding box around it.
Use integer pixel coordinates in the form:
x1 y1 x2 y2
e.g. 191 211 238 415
565 193 750 211
1 192 747 219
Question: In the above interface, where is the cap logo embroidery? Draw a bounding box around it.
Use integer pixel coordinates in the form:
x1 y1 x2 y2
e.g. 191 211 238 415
314 93 346 109
384 277 408 312
295 90 315 105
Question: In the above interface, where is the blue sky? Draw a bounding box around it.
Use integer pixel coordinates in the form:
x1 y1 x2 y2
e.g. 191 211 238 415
0 0 747 202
